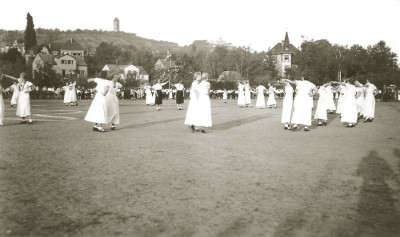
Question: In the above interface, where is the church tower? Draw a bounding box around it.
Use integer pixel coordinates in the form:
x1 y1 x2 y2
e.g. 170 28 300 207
113 18 120 32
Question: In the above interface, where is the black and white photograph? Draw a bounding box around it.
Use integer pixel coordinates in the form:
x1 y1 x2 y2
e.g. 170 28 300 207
0 0 400 236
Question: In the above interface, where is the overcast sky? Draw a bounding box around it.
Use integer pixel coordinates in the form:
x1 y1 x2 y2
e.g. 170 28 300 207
1 0 399 59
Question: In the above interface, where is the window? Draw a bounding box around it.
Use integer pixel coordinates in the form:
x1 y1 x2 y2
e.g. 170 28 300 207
61 60 65 64
284 55 290 62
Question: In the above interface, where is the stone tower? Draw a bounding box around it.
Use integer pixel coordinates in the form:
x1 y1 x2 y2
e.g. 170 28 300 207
113 18 120 32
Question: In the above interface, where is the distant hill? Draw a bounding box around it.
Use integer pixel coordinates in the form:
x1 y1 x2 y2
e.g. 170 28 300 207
0 28 183 54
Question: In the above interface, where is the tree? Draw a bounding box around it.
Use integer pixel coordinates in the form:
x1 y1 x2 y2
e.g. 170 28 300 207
24 13 37 50
32 63 60 89
124 71 138 88
263 51 279 81
0 49 27 87
367 40 398 73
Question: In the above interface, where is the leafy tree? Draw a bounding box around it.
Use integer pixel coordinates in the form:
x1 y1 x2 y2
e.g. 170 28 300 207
124 71 138 88
0 49 27 87
367 40 398 73
24 13 37 50
32 63 60 89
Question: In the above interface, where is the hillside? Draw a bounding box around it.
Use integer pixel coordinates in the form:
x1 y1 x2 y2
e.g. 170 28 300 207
0 29 183 53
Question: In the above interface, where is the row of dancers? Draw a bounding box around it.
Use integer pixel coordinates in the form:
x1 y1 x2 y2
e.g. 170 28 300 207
0 73 378 133
279 77 377 131
143 80 185 110
4 80 79 107
1 73 36 125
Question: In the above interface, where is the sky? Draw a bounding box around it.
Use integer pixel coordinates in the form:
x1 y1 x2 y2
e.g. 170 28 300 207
1 0 400 60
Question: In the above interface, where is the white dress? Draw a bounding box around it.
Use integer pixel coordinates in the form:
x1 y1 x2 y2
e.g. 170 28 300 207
10 84 19 105
106 81 122 125
151 90 156 105
222 91 228 100
326 85 336 111
84 78 108 124
0 90 4 124
341 84 358 124
16 81 33 117
70 82 77 103
255 85 266 108
194 81 212 127
291 80 316 126
244 84 251 105
356 87 366 116
237 84 245 106
336 85 346 114
364 84 377 118
267 86 277 106
145 86 152 105
63 86 71 103
281 85 293 124
184 81 200 126
314 87 328 120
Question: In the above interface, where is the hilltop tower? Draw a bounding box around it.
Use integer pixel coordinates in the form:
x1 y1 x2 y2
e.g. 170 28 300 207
113 18 120 32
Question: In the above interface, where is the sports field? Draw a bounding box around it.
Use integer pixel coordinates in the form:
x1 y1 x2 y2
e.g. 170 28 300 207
0 98 399 236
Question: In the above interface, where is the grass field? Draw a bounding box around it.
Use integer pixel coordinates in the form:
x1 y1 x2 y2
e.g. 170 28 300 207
0 98 399 237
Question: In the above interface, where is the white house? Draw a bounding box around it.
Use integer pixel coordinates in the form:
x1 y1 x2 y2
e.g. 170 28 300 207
32 53 87 78
267 32 299 77
102 64 149 82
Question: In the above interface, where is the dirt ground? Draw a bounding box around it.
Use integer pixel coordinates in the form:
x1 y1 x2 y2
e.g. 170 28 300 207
0 97 399 237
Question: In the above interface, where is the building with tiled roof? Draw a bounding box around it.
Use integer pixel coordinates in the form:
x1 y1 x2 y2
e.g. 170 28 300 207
267 32 299 77
136 66 149 81
155 59 177 70
32 53 87 79
60 39 85 59
32 53 58 76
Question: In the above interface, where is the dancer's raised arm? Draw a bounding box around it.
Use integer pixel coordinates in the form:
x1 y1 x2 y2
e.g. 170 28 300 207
2 74 19 81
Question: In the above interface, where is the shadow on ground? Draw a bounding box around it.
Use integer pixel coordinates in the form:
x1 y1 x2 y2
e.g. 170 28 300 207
355 150 400 236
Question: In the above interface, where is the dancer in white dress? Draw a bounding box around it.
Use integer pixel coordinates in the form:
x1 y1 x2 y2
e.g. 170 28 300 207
314 82 332 126
3 73 36 124
244 81 252 107
184 72 202 132
171 80 185 110
336 85 346 115
63 82 71 106
363 79 378 122
282 77 316 131
151 85 156 105
237 81 245 107
280 82 294 129
144 84 153 105
354 81 366 119
222 89 228 103
10 81 19 107
325 84 336 113
336 79 359 127
266 83 277 108
106 75 122 130
255 84 267 108
194 73 212 133
84 77 109 132
69 81 78 106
